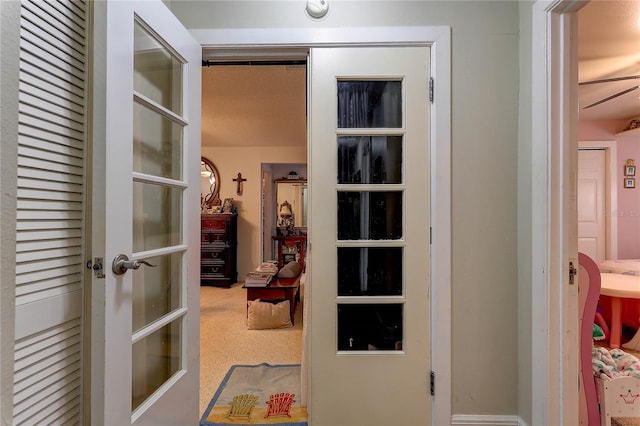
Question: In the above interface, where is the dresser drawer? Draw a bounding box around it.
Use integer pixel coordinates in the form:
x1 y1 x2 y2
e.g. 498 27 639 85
201 247 228 261
201 261 228 277
201 230 228 244
201 218 228 231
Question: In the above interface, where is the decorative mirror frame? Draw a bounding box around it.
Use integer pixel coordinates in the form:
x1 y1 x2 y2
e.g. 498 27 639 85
201 156 221 208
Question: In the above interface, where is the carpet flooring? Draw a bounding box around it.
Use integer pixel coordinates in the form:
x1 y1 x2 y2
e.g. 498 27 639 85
199 283 303 418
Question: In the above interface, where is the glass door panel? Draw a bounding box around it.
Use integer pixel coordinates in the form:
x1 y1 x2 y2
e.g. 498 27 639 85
336 79 405 353
337 304 403 351
337 81 402 128
132 252 182 332
131 17 187 414
337 247 403 296
337 191 403 240
337 135 403 184
131 320 182 410
132 182 183 251
133 21 183 114
133 102 183 179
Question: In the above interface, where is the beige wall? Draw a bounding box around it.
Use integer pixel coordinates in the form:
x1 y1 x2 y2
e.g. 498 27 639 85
518 3 533 425
175 0 522 418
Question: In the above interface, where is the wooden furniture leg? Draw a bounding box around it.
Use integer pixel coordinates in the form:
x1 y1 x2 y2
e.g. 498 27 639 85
610 297 622 349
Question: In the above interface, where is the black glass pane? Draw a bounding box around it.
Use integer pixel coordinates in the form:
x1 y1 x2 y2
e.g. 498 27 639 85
337 136 402 184
338 247 402 296
337 304 403 351
337 81 402 128
337 191 402 240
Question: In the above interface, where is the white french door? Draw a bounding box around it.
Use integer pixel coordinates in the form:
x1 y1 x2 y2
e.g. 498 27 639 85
309 46 431 425
90 1 201 424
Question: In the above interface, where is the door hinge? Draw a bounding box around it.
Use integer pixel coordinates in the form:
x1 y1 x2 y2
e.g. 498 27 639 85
430 371 435 395
569 260 577 285
430 226 433 244
429 77 434 103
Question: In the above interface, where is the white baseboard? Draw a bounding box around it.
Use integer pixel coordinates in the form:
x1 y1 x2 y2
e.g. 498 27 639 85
451 414 528 426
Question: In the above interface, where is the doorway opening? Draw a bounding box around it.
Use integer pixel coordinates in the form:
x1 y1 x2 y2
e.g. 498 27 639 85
198 58 308 417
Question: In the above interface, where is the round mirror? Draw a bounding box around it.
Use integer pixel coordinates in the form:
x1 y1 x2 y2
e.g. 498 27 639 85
201 157 221 209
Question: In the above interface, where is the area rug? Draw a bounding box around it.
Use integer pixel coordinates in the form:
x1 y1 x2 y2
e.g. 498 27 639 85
200 363 307 426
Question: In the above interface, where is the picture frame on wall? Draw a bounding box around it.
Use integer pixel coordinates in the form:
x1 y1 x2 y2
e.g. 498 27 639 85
624 178 635 189
625 165 636 176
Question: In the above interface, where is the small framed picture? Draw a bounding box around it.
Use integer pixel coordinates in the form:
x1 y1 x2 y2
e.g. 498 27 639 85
624 178 635 189
222 198 234 212
625 165 636 176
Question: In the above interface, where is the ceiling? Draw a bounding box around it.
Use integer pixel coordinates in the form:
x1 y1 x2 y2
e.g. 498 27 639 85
201 64 307 148
201 1 640 149
578 0 640 121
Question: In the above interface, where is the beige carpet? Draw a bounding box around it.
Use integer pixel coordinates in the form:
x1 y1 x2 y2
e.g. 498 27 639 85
199 283 303 417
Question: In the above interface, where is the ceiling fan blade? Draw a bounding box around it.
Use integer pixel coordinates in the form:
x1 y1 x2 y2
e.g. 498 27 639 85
582 86 639 109
579 75 640 86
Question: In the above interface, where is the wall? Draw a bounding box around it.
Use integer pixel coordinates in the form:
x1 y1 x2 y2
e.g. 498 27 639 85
517 3 533 424
174 0 520 418
579 119 640 258
201 146 307 279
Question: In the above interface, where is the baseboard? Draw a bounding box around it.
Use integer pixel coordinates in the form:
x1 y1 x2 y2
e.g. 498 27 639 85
451 414 528 426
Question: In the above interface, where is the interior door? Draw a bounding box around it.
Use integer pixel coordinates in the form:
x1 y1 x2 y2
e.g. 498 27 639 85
309 46 431 425
578 149 606 260
90 1 201 424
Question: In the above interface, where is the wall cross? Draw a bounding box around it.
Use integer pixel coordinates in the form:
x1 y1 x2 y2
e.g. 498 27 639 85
233 172 247 196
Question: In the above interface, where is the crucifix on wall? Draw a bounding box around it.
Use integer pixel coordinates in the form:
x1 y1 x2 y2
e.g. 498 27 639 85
233 172 247 196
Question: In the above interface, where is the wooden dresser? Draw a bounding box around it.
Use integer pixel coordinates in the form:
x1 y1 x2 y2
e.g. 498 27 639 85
201 213 238 287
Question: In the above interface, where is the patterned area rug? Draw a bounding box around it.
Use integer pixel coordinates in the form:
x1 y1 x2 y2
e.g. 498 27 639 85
200 363 307 426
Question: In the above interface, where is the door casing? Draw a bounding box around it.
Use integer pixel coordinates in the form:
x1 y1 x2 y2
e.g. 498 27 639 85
196 26 452 424
530 1 590 424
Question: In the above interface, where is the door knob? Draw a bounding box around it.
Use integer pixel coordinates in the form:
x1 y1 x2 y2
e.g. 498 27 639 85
112 254 156 275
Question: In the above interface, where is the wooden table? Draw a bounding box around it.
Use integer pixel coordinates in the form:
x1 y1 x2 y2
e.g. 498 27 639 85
243 274 301 324
599 273 640 349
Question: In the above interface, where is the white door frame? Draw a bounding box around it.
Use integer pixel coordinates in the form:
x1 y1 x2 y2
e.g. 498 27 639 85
579 141 619 260
193 26 452 425
531 1 589 424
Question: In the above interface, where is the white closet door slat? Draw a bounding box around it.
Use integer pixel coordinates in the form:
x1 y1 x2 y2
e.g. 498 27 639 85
14 1 87 423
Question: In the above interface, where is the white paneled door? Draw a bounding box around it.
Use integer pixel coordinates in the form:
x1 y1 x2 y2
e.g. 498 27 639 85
309 47 431 425
90 1 201 424
578 149 606 261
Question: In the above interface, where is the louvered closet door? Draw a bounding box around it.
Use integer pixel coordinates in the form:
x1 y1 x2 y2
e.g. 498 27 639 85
14 1 87 424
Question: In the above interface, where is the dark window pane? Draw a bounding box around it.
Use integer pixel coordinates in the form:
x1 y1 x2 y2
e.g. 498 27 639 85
338 247 402 296
337 136 403 184
337 304 403 351
338 81 402 128
337 192 402 240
